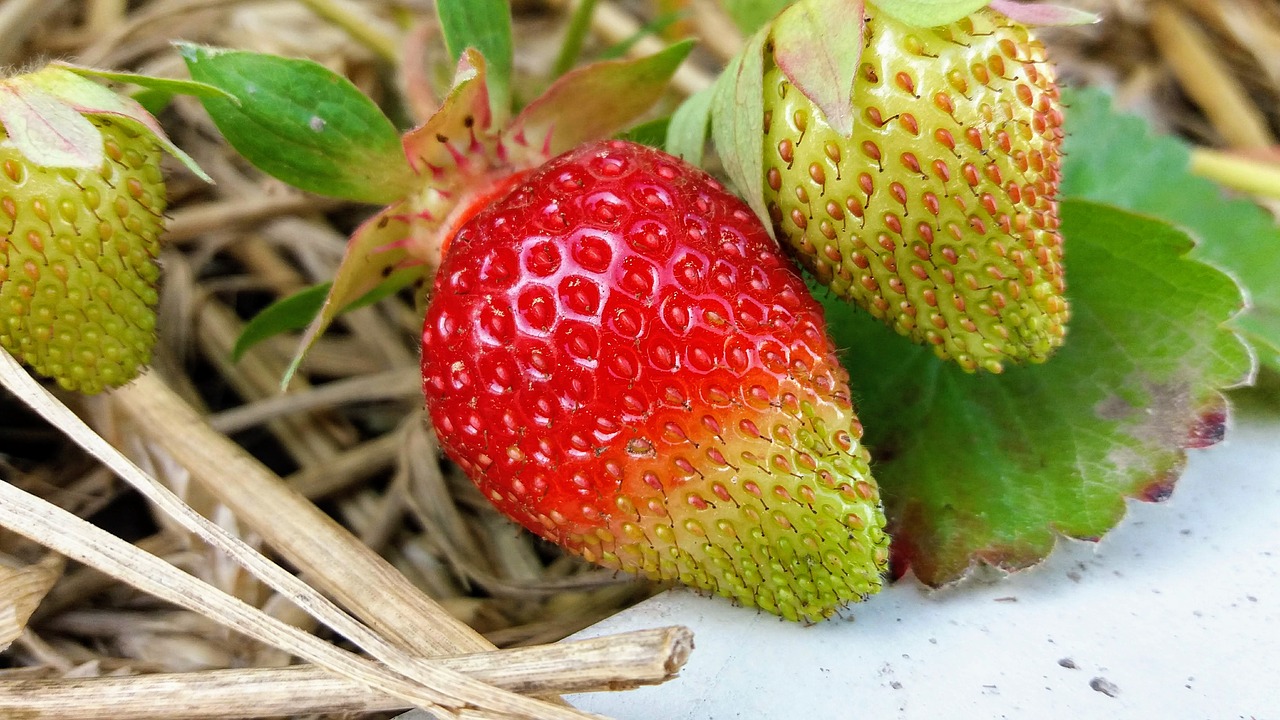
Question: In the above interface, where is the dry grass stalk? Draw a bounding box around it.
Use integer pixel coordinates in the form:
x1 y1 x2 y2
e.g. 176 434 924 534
1149 2 1275 148
0 627 693 718
0 554 64 652
0 352 600 717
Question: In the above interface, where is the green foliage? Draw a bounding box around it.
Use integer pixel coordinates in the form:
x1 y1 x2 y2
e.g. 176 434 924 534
233 277 412 361
178 44 412 204
666 85 714 164
825 201 1252 585
1061 87 1280 370
619 117 672 149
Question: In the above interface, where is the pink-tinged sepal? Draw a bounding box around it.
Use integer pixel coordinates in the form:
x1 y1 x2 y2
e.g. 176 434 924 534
771 0 866 137
402 50 500 178
503 40 694 161
988 0 1100 26
283 201 417 384
0 66 208 179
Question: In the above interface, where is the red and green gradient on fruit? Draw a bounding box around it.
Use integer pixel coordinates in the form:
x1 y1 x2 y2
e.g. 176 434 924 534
423 141 888 622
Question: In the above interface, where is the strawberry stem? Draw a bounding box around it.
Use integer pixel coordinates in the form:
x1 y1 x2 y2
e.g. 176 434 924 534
1191 148 1280 202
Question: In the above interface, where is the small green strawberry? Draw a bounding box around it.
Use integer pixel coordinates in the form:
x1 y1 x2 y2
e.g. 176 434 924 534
760 4 1068 373
423 140 889 622
0 66 205 393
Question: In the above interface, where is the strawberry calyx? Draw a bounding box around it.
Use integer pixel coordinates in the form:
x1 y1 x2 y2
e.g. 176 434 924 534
281 43 693 384
0 65 208 180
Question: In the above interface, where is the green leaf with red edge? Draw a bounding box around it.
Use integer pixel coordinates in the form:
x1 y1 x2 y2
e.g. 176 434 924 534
868 0 990 27
1060 87 1280 372
710 25 770 230
282 201 418 386
822 200 1253 586
436 0 513 122
507 40 694 159
0 66 208 179
771 0 864 137
178 43 412 204
0 82 101 168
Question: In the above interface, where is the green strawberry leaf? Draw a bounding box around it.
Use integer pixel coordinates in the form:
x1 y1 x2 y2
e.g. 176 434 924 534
666 84 714 164
508 40 694 159
867 0 991 27
771 0 865 137
710 25 770 230
720 0 791 35
823 200 1253 586
436 0 514 122
177 43 413 204
233 275 412 362
619 116 672 149
1060 87 1280 371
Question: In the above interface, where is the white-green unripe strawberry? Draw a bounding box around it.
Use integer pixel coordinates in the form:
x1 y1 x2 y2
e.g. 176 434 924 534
762 6 1068 373
1 65 204 394
1 119 165 393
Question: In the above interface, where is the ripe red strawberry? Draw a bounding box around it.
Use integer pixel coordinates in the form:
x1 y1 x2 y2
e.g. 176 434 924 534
762 6 1068 373
422 139 888 621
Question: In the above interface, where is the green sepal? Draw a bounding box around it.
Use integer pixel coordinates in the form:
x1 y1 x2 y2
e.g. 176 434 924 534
177 43 413 204
771 0 865 137
709 25 770 231
233 275 413 362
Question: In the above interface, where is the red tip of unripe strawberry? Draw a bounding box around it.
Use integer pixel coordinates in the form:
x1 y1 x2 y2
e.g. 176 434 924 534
423 140 888 621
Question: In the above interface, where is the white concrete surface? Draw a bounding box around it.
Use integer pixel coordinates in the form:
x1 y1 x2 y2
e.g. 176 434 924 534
401 409 1280 719
567 410 1279 719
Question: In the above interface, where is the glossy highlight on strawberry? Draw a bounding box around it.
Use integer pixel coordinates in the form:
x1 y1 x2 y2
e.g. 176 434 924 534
763 7 1068 373
423 140 888 621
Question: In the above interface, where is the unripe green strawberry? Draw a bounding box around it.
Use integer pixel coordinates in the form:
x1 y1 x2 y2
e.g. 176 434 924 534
424 140 888 621
762 7 1068 373
1 118 165 394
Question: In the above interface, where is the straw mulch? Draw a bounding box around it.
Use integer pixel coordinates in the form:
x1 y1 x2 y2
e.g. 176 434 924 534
0 0 1277 718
